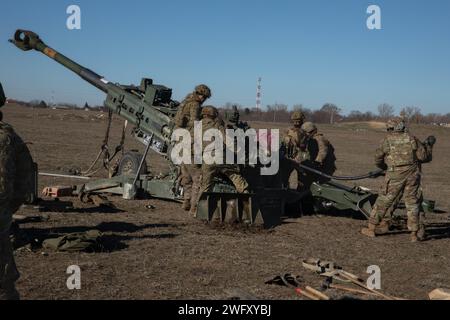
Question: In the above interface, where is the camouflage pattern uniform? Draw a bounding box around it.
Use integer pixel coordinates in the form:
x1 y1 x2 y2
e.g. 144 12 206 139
302 122 336 176
174 84 211 131
361 118 432 242
302 122 337 185
199 107 249 195
1 82 34 300
282 111 309 190
284 111 308 162
174 85 211 211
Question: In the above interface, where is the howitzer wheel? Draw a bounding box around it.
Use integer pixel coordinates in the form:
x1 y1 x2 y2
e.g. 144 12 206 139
117 151 148 176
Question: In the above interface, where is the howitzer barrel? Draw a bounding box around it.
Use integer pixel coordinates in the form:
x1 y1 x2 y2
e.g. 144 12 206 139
10 29 176 155
9 30 108 92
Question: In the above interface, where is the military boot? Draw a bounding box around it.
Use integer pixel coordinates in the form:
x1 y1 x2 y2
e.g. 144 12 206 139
375 220 390 235
417 225 426 241
182 198 191 211
361 223 377 238
189 204 198 218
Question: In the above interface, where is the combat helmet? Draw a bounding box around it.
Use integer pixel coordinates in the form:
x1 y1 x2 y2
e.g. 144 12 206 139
195 84 212 99
386 117 406 132
302 122 317 134
201 105 218 118
291 111 305 122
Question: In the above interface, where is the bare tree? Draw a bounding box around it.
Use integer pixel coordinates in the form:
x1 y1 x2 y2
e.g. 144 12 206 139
321 103 342 124
377 103 395 119
400 106 423 124
267 103 289 122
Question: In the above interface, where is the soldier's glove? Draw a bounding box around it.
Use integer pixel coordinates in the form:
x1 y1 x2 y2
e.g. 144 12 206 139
424 135 436 147
314 161 323 168
375 162 388 171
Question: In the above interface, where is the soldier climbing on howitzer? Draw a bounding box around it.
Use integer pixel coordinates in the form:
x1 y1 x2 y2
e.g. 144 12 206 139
0 82 35 300
361 117 435 242
174 84 212 211
198 106 250 201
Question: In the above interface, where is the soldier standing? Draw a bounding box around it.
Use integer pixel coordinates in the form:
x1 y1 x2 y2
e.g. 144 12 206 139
301 122 337 181
361 118 434 242
0 82 34 299
284 111 308 161
282 111 309 190
174 84 211 211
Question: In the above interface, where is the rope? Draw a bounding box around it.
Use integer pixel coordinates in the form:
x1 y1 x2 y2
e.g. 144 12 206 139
81 110 127 177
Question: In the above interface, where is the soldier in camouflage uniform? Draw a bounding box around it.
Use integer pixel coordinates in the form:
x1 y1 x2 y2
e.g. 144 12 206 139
0 82 34 299
199 106 249 196
282 111 309 190
361 118 434 242
284 111 308 161
174 84 211 211
174 84 211 131
301 122 337 182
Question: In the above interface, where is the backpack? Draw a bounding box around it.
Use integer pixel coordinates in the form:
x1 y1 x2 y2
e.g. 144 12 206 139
42 230 102 252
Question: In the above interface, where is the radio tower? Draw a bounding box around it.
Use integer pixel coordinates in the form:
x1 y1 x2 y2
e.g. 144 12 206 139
256 77 262 110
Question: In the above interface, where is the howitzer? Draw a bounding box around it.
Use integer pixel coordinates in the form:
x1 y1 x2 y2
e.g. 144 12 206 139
10 30 177 155
10 29 184 200
11 29 437 228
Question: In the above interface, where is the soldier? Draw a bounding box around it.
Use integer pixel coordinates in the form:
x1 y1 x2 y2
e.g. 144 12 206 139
0 82 34 299
284 111 308 162
361 117 434 242
174 84 211 131
175 84 211 211
282 111 309 190
301 122 337 180
199 106 249 197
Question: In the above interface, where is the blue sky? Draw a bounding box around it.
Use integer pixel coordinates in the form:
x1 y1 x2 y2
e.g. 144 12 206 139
1 0 449 114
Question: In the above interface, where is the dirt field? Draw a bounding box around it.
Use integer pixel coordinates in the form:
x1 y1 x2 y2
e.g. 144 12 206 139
3 104 450 300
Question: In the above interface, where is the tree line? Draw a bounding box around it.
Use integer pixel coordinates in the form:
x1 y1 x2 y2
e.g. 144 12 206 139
220 102 450 125
9 99 450 125
9 99 107 111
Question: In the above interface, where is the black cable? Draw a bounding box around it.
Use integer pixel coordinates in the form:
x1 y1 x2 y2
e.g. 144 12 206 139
288 159 384 181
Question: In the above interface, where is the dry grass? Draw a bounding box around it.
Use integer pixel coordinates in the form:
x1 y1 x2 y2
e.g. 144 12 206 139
3 104 450 300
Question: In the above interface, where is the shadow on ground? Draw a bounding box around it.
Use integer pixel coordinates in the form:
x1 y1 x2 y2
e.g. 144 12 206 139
14 221 179 253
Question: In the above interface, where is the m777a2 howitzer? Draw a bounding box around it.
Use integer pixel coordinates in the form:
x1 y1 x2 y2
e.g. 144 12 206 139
10 30 435 228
